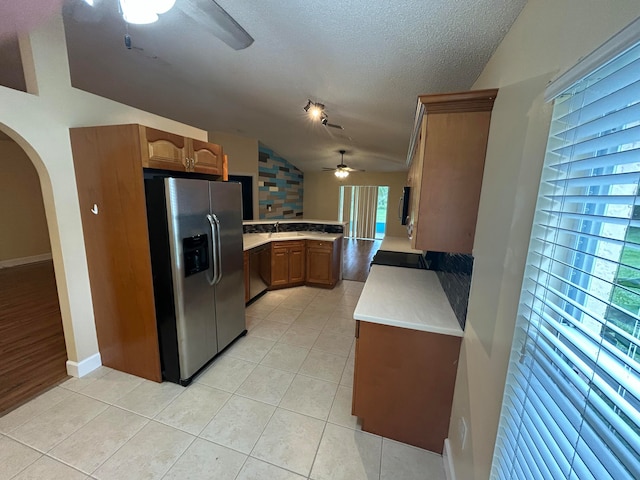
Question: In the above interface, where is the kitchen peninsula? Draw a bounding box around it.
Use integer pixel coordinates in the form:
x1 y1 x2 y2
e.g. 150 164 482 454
242 220 345 302
352 264 462 454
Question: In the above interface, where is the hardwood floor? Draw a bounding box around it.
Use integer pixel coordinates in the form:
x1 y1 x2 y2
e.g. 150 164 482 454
342 238 382 282
0 260 68 415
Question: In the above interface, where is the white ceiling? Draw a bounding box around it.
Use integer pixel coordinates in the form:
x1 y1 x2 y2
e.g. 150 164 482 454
62 0 525 173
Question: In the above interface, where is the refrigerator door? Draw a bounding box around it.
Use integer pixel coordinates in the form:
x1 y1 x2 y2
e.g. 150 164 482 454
209 181 246 350
165 178 218 379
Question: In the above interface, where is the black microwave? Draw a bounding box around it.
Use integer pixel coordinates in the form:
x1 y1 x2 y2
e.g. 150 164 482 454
398 186 410 225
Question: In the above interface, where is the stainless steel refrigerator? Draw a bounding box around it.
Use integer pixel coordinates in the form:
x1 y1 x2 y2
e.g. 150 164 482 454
145 177 246 385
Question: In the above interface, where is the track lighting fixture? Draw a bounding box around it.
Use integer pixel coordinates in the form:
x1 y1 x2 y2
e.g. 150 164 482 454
303 99 325 119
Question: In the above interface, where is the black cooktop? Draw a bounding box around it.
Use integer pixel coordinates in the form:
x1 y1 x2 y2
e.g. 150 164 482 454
370 250 427 269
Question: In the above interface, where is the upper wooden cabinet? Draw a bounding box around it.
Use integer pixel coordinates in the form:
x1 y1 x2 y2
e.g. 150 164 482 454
140 126 224 175
406 89 498 254
191 139 223 175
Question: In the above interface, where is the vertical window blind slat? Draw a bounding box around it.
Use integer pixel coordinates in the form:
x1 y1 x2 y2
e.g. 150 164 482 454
491 33 640 479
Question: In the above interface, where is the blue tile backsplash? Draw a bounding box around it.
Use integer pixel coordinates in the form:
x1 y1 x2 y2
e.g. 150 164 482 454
258 146 304 219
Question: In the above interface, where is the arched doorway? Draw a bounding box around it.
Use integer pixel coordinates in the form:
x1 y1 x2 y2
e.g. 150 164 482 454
0 130 67 414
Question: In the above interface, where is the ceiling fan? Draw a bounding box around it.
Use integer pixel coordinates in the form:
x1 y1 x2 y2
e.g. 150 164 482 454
68 0 254 50
323 150 364 178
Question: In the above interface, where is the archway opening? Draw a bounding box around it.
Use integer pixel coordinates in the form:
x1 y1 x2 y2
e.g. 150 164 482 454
0 129 67 414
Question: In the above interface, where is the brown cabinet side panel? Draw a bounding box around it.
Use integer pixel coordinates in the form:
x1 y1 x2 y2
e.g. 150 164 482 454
71 125 161 382
243 251 250 303
415 112 491 253
353 321 461 453
332 237 343 284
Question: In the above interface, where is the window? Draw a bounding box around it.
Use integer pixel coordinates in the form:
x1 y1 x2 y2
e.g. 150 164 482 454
338 185 388 239
491 22 640 480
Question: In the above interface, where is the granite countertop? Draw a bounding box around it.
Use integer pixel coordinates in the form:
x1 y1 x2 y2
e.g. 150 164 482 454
354 265 462 337
243 232 343 251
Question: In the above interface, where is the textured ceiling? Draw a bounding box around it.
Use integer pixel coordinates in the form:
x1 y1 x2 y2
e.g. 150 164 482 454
62 0 525 172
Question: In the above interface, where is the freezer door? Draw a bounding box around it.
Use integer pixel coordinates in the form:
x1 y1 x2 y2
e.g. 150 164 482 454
209 181 246 350
165 178 218 379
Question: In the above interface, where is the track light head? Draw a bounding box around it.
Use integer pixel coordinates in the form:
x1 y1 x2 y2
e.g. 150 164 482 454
303 99 325 119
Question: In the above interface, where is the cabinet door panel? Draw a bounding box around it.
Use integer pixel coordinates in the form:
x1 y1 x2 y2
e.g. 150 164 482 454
192 139 222 175
306 247 332 285
288 246 305 284
140 126 188 171
271 246 289 286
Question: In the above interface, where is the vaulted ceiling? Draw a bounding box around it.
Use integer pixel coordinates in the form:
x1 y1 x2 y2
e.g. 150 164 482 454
57 1 526 172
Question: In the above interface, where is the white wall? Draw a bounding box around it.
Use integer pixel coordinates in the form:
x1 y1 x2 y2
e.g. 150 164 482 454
304 171 407 237
0 14 207 371
447 2 640 479
208 130 259 219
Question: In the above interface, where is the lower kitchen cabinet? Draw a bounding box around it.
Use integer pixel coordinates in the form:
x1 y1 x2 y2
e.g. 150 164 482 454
306 238 342 287
270 240 305 288
352 320 462 453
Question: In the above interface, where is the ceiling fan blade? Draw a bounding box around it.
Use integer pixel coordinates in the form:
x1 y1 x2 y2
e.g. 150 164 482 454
178 0 254 50
64 0 105 23
325 122 344 130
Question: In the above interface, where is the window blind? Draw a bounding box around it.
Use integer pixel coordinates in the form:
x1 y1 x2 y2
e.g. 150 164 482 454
491 32 640 480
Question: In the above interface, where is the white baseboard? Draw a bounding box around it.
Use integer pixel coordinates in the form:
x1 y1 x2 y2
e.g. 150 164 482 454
443 438 456 480
0 253 53 269
66 353 102 378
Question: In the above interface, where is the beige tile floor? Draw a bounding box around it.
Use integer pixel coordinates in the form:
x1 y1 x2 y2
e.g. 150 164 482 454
0 281 447 480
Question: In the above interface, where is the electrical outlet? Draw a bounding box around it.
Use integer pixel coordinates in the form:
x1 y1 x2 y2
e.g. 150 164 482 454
459 417 468 450
267 204 272 212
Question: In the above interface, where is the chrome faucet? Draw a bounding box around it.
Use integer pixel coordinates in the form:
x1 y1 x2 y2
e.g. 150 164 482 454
275 221 280 233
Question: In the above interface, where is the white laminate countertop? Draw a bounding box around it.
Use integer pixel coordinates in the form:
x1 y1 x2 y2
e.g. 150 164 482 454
354 265 463 337
243 232 343 251
379 236 422 254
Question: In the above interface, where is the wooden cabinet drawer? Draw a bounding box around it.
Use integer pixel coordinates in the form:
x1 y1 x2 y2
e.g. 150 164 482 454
306 239 333 250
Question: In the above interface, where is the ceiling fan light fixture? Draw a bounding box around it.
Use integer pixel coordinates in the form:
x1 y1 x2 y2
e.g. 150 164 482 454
119 0 175 25
154 0 176 15
335 169 349 179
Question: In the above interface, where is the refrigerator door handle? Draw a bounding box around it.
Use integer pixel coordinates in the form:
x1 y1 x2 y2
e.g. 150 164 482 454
206 214 217 285
211 213 223 284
